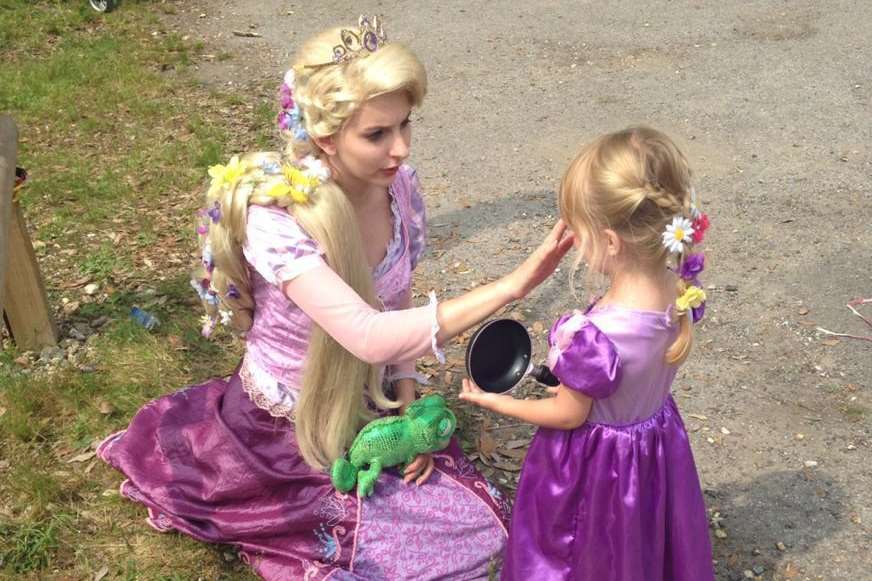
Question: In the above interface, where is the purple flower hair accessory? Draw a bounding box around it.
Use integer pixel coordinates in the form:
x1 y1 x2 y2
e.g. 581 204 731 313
207 201 221 223
227 283 241 300
277 69 309 141
679 253 705 280
692 302 706 323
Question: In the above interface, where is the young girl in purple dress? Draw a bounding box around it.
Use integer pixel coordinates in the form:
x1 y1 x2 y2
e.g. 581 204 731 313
97 17 572 580
461 127 715 580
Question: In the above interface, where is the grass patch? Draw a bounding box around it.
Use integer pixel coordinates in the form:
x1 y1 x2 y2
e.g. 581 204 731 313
0 2 260 578
0 515 67 574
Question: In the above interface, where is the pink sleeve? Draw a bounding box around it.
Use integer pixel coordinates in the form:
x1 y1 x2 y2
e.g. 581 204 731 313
243 205 326 286
385 286 430 385
284 264 444 366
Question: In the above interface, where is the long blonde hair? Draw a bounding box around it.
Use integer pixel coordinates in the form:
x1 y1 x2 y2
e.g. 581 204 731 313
559 127 699 365
195 26 427 470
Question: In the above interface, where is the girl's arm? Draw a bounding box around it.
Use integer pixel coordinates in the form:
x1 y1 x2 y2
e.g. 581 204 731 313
459 379 593 430
284 220 573 366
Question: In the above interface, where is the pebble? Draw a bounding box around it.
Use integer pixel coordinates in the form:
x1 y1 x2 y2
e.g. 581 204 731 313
84 283 99 295
40 346 64 363
68 327 86 341
725 284 739 292
752 565 765 575
742 570 754 579
714 529 727 539
776 541 786 551
720 427 731 435
91 315 111 328
803 460 818 468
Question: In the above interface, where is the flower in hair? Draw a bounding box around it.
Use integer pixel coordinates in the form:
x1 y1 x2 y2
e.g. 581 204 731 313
691 302 705 324
691 213 710 243
202 244 214 273
277 69 308 141
662 216 695 254
219 309 233 326
200 314 216 337
679 253 705 282
208 155 247 194
265 155 330 204
206 201 221 224
676 285 706 314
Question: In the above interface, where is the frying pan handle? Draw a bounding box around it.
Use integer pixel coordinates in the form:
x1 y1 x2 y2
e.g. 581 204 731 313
529 364 559 387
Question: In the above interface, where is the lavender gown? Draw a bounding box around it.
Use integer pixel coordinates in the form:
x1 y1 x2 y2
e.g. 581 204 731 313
98 166 509 580
502 306 714 581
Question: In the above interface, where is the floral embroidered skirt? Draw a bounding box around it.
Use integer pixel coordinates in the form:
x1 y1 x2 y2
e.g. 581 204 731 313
98 370 508 580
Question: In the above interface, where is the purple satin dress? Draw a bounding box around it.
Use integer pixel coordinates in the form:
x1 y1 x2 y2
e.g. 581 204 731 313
502 305 714 581
98 166 509 580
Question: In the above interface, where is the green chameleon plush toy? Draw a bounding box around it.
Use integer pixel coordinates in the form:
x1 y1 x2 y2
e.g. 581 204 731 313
331 394 457 497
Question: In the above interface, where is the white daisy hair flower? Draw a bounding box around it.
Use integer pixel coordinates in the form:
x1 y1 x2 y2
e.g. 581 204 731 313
662 216 695 254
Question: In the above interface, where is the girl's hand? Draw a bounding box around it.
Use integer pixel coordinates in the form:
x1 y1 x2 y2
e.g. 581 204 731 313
459 378 514 413
403 453 434 485
506 219 575 300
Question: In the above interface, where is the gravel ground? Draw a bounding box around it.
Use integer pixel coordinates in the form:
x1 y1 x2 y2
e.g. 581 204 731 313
153 2 871 579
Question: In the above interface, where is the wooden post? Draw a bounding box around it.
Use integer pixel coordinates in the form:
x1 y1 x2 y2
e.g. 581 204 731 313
0 115 58 349
0 116 12 308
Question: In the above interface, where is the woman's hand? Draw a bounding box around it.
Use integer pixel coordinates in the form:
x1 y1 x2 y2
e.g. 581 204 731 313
403 453 435 485
505 219 575 300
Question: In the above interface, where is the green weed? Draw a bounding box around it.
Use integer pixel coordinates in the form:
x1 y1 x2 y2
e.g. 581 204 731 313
0 516 68 574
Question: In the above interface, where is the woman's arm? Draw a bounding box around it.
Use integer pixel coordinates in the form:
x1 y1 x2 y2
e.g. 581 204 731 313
434 220 572 342
283 220 573 365
459 379 592 430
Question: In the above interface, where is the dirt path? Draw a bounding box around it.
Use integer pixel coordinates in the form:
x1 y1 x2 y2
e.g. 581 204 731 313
157 2 871 579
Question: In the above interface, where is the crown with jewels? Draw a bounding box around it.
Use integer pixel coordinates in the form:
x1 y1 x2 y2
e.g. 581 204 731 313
331 15 388 64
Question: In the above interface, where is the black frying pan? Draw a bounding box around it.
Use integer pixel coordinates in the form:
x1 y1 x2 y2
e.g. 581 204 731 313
465 319 559 394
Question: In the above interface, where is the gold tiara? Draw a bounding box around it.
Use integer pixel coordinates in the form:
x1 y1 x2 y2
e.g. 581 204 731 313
331 15 388 64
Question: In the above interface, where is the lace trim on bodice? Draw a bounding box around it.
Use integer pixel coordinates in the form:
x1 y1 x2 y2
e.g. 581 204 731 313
239 356 297 421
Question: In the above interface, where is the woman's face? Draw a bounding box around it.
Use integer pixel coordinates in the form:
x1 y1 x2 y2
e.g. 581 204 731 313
324 90 413 192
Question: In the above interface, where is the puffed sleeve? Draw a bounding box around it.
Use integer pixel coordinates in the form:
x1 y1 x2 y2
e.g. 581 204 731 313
242 204 326 286
403 166 427 270
544 311 622 399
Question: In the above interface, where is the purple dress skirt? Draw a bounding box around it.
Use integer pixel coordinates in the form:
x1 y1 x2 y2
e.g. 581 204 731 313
98 166 509 580
98 372 509 580
502 307 715 581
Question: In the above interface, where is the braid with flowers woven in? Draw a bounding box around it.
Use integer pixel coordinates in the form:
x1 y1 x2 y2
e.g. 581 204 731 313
661 188 710 323
191 153 330 337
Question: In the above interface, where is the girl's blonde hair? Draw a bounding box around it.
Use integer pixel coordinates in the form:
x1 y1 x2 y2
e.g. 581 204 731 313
559 126 698 365
196 26 427 470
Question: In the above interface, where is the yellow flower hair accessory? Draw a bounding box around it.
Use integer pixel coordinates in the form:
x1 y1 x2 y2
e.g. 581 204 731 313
207 155 249 197
676 285 706 314
266 155 330 205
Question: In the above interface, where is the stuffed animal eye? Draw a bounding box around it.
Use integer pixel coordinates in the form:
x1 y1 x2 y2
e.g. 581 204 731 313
438 418 453 438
